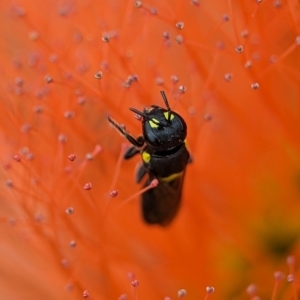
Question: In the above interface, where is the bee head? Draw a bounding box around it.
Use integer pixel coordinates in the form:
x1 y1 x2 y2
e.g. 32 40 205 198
129 92 187 151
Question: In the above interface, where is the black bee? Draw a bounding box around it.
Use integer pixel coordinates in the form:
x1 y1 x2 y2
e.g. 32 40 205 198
108 91 190 226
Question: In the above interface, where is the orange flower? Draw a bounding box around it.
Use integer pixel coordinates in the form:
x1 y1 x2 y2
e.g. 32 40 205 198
0 0 300 299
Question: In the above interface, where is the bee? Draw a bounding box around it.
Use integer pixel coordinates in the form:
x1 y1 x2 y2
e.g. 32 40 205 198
108 91 190 226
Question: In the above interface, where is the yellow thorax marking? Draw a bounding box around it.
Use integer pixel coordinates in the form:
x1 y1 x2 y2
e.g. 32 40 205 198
161 171 182 182
142 151 151 163
164 111 174 121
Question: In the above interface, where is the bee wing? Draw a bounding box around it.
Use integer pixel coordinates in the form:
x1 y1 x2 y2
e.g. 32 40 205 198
141 172 185 226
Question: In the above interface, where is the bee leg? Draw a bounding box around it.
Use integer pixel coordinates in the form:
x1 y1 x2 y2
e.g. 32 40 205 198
124 145 141 159
135 163 148 183
108 116 144 147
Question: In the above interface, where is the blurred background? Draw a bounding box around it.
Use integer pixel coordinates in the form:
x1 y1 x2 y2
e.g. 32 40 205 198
0 0 299 299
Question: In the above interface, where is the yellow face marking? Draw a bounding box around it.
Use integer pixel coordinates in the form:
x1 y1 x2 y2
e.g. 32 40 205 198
142 151 151 163
149 118 159 128
164 111 174 121
161 171 183 182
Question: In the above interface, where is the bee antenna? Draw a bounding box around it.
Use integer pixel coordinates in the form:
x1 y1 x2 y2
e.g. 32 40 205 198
129 107 161 126
129 107 148 119
160 91 171 122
